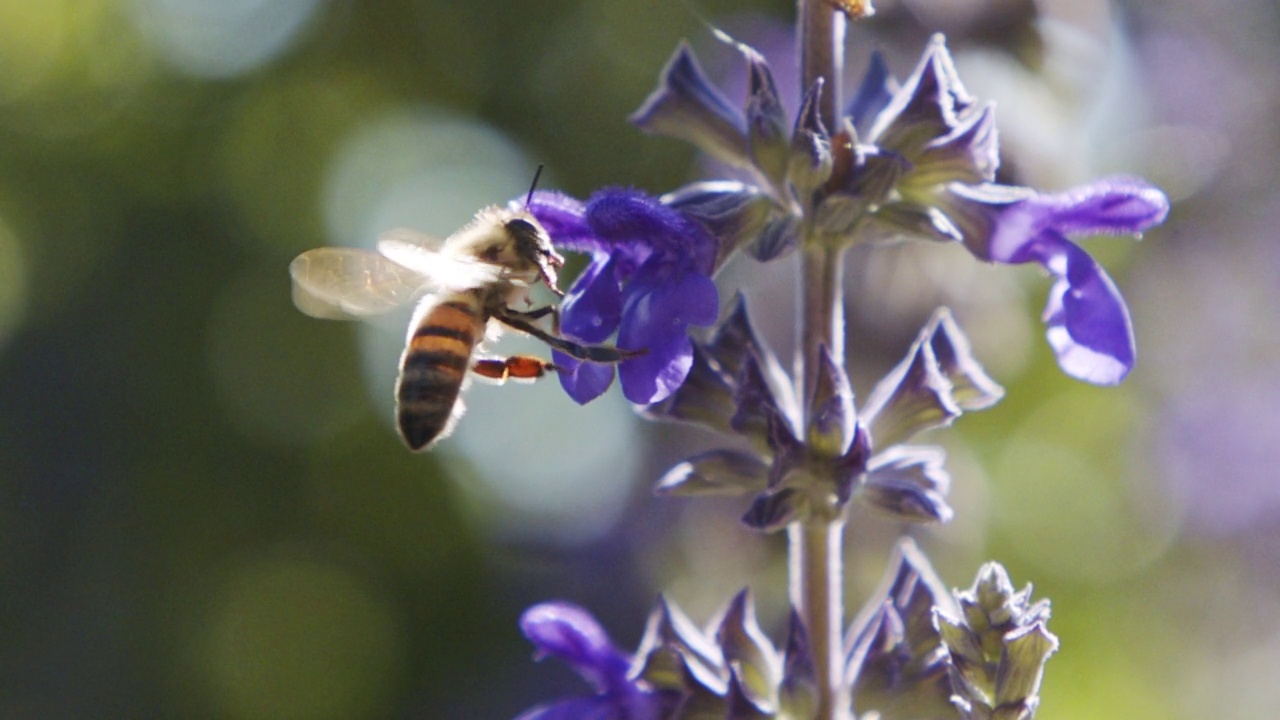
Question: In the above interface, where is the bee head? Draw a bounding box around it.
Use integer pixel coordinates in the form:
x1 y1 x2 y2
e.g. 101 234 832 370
505 216 566 296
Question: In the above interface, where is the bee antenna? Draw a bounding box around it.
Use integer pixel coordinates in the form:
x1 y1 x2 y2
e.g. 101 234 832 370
524 164 545 208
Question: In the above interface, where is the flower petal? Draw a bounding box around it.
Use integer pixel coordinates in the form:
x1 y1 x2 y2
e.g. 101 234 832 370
618 329 694 405
560 255 622 344
1036 236 1136 384
1003 177 1170 241
662 181 774 268
555 351 616 405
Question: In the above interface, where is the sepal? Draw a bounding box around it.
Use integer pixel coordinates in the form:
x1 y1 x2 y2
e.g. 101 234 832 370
656 449 770 498
725 670 773 719
640 344 736 432
806 345 858 456
788 78 834 198
847 51 895 134
868 34 974 158
715 590 781 712
902 102 1000 189
927 308 1004 411
631 42 750 168
745 49 792 191
663 181 776 270
633 596 727 696
741 487 805 532
861 313 964 448
856 444 953 524
778 610 819 720
846 538 958 719
749 215 803 262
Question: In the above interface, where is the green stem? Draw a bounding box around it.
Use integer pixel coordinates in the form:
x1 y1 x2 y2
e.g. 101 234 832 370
793 3 850 719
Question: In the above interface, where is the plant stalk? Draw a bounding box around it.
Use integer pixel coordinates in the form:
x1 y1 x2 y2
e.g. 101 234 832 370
792 2 850 719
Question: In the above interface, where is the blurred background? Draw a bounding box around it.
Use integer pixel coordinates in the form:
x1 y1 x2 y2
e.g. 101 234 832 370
0 0 1276 718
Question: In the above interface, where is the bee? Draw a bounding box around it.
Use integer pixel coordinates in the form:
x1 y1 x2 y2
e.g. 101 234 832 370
289 182 633 451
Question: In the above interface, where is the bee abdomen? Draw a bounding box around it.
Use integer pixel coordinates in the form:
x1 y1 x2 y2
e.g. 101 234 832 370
396 298 483 451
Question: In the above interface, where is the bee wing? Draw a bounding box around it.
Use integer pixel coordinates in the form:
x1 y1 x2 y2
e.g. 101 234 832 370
377 234 506 292
290 247 432 319
377 227 447 251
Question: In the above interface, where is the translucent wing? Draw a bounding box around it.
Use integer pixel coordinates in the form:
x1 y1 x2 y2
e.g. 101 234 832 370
377 227 447 251
290 247 432 319
377 230 506 292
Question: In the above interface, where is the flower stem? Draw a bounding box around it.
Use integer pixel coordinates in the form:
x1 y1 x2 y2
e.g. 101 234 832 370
793 3 850 719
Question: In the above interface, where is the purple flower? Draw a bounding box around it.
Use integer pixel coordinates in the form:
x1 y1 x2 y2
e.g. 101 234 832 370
528 188 720 405
517 602 663 720
938 179 1170 384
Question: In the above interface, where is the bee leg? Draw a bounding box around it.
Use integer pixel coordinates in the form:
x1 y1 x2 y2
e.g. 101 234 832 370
472 356 555 382
494 307 644 364
505 305 556 322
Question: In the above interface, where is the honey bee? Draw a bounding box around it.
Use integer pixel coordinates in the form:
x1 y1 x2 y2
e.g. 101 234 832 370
290 187 633 451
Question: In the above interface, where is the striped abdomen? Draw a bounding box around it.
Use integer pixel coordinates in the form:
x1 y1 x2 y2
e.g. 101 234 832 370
396 293 486 450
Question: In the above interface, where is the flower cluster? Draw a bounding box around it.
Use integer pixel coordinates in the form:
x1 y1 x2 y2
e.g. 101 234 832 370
527 188 720 405
629 34 1168 385
520 541 1056 720
649 299 1002 529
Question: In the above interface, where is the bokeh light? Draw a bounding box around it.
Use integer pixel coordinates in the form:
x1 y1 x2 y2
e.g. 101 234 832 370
194 551 403 720
130 0 326 79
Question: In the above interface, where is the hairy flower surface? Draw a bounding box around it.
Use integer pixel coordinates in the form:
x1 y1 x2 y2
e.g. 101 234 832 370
528 188 720 405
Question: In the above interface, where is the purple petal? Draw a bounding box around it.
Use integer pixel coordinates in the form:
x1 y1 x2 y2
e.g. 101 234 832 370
941 180 1164 384
1030 177 1170 235
1035 237 1136 384
520 602 632 691
618 329 694 405
613 267 719 403
555 351 616 405
560 255 622 344
624 266 720 331
988 178 1170 262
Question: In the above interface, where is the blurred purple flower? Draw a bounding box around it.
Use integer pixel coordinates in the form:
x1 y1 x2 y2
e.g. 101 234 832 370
517 602 663 720
529 188 720 405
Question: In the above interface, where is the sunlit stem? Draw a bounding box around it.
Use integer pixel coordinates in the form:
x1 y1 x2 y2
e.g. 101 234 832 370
792 2 851 720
